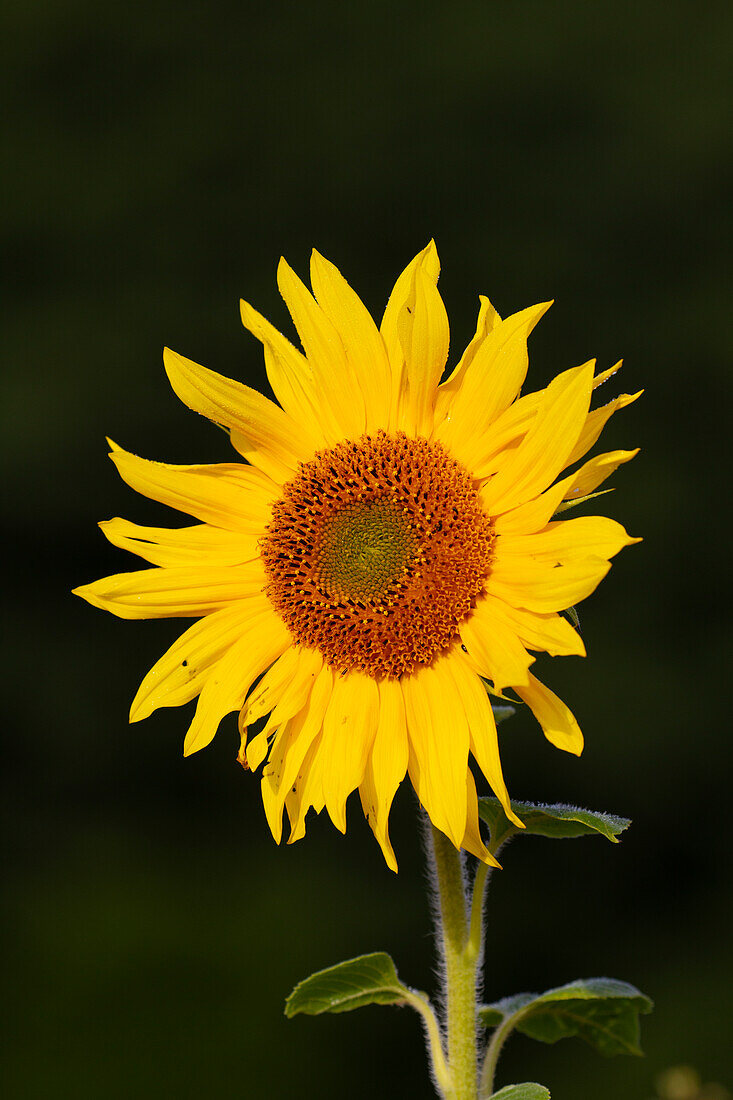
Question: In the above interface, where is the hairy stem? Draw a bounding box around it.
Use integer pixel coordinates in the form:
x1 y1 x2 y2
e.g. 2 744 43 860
467 861 490 967
429 824 480 1100
403 989 453 1097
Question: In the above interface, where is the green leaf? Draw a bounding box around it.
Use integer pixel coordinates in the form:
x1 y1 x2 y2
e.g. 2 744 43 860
477 797 630 852
481 993 538 1027
480 978 653 1057
285 952 412 1017
491 1085 551 1099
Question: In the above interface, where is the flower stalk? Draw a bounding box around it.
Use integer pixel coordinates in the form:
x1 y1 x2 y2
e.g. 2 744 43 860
429 823 483 1100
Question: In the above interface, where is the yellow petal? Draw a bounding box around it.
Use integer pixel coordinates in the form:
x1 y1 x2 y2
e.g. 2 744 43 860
469 358 595 481
239 645 323 770
480 362 595 516
241 644 323 734
358 678 408 872
284 730 326 844
263 665 334 843
239 298 327 447
497 516 641 566
565 389 643 467
461 770 499 866
443 652 523 828
562 448 640 500
130 600 261 722
380 241 440 429
460 595 535 692
239 724 272 774
259 724 291 840
486 555 611 614
99 518 258 567
276 257 366 440
309 250 392 432
241 651 321 774
403 660 469 848
514 672 584 755
592 359 623 390
163 347 312 482
183 609 291 756
491 603 585 657
436 302 551 466
381 241 440 353
107 441 277 532
469 391 541 479
491 474 575 536
434 295 502 423
321 671 380 833
396 262 450 436
73 559 268 620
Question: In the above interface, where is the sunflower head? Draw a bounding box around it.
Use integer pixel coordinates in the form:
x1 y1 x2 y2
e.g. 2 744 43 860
73 242 640 871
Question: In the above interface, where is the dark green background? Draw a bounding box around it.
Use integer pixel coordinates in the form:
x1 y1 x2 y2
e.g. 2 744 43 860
3 1 730 1097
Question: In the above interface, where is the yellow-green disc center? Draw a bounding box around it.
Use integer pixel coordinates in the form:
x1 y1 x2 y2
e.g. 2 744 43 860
315 500 418 603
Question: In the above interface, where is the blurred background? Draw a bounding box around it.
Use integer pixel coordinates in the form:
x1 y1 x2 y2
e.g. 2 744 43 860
3 1 731 1096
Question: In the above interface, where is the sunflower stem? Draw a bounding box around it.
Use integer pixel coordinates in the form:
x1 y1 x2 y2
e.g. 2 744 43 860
429 823 480 1100
467 861 490 966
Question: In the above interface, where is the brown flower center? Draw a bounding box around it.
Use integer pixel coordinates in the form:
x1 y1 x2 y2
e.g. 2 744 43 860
261 430 494 678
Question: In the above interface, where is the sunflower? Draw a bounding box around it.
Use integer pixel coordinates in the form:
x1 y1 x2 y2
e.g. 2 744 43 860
74 243 640 871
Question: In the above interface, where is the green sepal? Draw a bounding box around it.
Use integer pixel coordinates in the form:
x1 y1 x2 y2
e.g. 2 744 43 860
285 951 413 1017
491 704 516 724
491 1085 551 1099
477 797 630 852
562 604 581 631
480 978 653 1057
553 487 614 514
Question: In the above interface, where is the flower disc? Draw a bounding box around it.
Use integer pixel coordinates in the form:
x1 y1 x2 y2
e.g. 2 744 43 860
261 430 495 677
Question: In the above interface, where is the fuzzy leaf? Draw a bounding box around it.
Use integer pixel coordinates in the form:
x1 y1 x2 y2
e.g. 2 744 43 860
477 797 630 852
285 952 410 1017
491 704 516 724
480 978 653 1057
491 1086 551 1099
